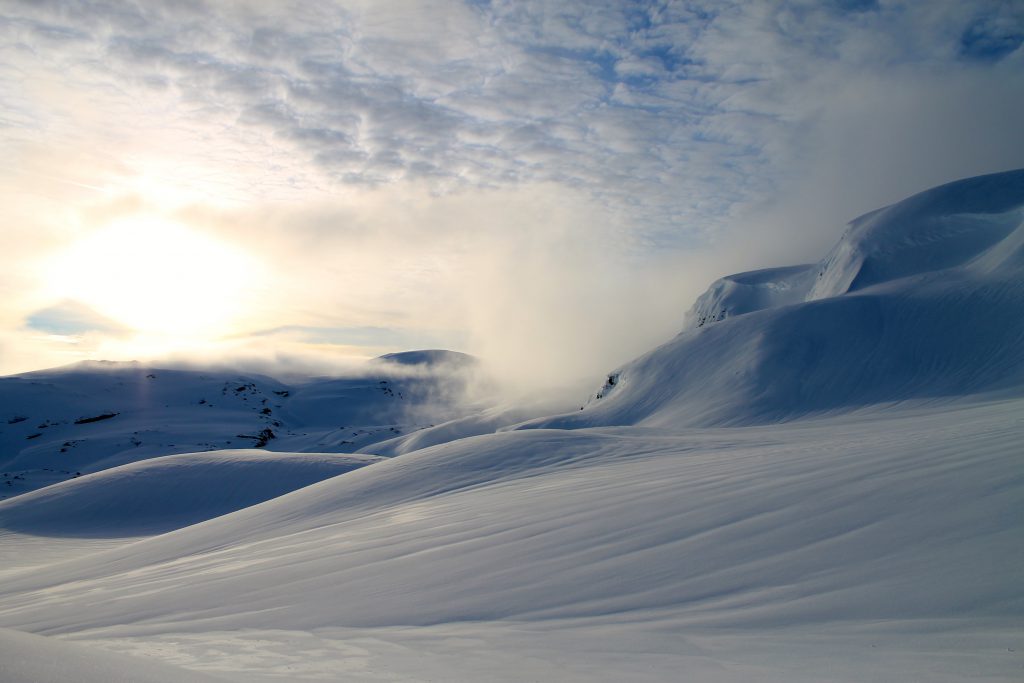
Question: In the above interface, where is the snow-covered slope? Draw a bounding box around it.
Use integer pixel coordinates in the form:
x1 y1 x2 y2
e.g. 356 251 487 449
2 402 1019 632
0 627 227 683
526 169 1024 429
0 364 289 498
686 264 817 328
0 399 1020 681
0 353 479 498
0 450 379 537
808 168 1024 300
359 403 567 456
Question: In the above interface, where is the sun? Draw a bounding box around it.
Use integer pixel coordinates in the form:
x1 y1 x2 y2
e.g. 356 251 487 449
46 215 261 345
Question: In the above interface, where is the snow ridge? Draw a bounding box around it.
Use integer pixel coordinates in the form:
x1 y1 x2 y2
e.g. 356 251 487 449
529 168 1024 429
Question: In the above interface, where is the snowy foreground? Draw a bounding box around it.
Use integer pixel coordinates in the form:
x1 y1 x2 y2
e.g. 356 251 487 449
1 400 1022 682
1 170 1023 681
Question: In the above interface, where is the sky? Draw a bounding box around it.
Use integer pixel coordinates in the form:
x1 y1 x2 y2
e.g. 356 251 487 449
1 0 1022 390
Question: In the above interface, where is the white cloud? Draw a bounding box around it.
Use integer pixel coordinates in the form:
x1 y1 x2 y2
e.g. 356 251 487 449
0 0 1021 383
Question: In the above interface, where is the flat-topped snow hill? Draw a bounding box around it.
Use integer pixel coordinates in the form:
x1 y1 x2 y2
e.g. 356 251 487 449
0 170 1022 682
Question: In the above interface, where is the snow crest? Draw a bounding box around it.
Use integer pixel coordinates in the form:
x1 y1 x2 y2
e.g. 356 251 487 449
530 169 1024 429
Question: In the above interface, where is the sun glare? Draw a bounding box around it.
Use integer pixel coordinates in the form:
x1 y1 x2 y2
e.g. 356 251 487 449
46 216 260 345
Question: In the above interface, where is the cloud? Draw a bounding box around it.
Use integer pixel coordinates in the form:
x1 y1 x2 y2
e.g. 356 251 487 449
6 1 1021 233
0 1 1022 385
959 5 1024 61
24 299 131 337
248 325 428 348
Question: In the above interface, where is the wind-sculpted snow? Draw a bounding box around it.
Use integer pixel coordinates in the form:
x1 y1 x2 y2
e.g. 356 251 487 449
0 450 381 537
687 170 1024 332
359 404 562 456
809 169 1024 300
686 264 817 329
0 400 1020 681
0 404 1018 632
529 169 1024 429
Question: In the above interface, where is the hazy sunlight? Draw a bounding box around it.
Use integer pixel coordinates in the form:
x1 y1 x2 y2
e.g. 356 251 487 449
45 216 260 346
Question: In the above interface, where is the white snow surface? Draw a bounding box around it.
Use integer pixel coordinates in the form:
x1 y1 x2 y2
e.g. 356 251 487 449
1 400 1021 681
0 450 380 537
0 627 230 683
1 170 1023 681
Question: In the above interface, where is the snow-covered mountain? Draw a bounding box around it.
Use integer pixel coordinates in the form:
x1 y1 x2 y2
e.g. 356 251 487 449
372 349 477 368
0 170 1022 682
0 354 479 499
